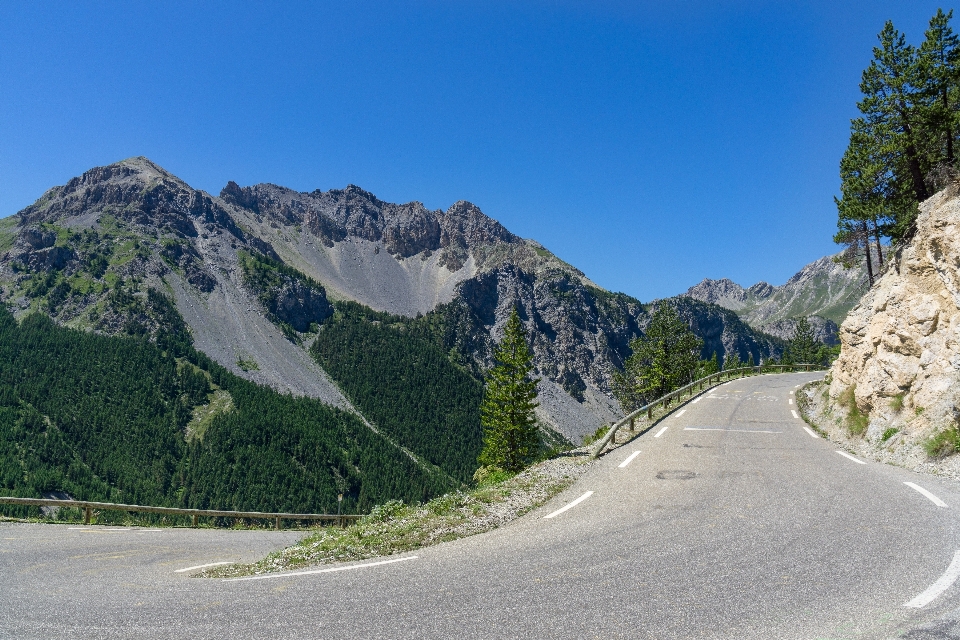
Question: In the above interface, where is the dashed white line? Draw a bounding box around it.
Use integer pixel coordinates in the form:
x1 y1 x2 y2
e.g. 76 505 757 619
789 398 793 405
904 482 948 508
802 426 820 439
544 491 594 519
692 396 702 404
674 410 686 418
619 451 642 468
176 561 232 573
791 410 799 419
684 428 780 434
836 451 866 464
905 551 960 608
224 555 419 582
654 426 668 438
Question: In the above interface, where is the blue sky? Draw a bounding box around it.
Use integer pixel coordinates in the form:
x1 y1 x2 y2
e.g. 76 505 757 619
0 1 950 300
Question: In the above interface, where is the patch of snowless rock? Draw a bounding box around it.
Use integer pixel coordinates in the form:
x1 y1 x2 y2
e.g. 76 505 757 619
829 185 960 450
167 272 354 411
279 235 478 317
535 379 620 443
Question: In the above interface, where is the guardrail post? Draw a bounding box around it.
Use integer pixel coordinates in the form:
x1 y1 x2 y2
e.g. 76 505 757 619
629 416 635 431
192 514 198 527
647 406 652 419
275 516 281 530
84 507 91 525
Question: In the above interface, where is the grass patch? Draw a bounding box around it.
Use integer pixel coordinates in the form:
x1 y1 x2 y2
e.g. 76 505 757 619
881 427 899 442
186 389 234 441
839 384 869 437
202 457 586 578
889 394 905 413
0 216 17 253
925 428 960 459
582 425 609 446
236 356 259 372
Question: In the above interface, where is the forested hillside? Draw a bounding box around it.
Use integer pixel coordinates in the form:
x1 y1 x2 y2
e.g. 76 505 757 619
0 299 454 518
311 301 485 484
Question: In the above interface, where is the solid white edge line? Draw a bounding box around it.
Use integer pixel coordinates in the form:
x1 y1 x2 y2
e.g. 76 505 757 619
654 426 668 438
791 410 799 419
905 550 960 607
223 555 418 582
176 561 232 573
905 482 948 508
836 450 866 464
675 409 686 418
802 426 820 439
618 450 642 468
692 396 702 403
544 491 594 519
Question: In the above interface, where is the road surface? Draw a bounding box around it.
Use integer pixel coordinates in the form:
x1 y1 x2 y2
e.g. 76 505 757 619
5 372 960 639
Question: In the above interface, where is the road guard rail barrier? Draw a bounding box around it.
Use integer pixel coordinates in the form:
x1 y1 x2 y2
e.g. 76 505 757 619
590 364 823 459
0 496 361 529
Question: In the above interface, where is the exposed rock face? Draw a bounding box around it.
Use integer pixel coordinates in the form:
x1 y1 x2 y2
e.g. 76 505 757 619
0 156 791 443
829 187 960 441
756 315 839 346
685 252 870 331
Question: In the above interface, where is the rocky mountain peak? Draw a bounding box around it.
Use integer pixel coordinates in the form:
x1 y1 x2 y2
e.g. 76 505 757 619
685 278 749 308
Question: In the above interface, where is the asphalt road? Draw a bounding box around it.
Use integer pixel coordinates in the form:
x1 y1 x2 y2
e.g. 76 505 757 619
6 372 960 639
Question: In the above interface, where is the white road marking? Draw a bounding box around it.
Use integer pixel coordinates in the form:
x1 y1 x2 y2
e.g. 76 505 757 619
905 551 960 608
791 410 799 419
836 451 866 464
618 450 642 468
692 396 702 403
802 426 820 439
175 561 232 573
224 556 419 582
674 410 686 418
790 390 794 395
789 398 793 405
904 482 948 508
684 428 780 434
544 491 594 519
67 528 161 532
654 426 668 438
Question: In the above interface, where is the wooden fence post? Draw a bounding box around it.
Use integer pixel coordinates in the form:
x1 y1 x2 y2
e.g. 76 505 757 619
84 507 91 525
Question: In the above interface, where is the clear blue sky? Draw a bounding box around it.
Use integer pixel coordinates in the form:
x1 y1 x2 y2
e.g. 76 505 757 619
0 1 950 300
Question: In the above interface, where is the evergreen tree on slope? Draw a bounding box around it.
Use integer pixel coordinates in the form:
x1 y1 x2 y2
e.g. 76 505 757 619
478 308 540 473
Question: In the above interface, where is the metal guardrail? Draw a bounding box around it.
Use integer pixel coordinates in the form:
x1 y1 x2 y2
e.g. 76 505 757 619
590 364 823 458
0 496 361 529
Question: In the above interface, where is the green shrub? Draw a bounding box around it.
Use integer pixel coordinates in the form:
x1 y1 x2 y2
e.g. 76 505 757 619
889 394 905 412
925 428 960 459
472 465 512 487
361 500 408 524
839 385 869 437
881 427 899 442
582 425 610 446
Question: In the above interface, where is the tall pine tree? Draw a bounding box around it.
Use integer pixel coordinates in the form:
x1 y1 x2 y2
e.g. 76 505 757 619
478 308 540 473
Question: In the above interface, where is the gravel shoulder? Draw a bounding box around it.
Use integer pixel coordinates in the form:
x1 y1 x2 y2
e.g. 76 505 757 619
203 451 595 578
799 378 960 481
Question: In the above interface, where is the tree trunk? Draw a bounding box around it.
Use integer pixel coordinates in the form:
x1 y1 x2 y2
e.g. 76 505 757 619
945 89 954 164
863 221 875 286
872 217 884 267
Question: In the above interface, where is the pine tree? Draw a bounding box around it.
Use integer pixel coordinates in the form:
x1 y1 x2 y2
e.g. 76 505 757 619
478 308 541 473
788 316 821 365
613 304 703 411
919 9 960 168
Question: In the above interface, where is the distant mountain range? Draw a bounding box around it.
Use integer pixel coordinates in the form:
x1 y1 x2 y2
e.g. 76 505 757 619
682 252 872 345
0 157 864 512
0 157 797 441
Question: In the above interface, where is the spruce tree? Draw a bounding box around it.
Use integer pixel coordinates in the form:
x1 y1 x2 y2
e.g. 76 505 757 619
788 316 821 365
613 304 703 411
478 308 540 473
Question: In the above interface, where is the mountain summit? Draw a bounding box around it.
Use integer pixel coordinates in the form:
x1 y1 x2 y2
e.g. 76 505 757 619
1 157 784 442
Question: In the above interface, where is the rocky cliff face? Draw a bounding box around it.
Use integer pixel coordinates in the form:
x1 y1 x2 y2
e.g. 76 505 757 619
829 186 960 445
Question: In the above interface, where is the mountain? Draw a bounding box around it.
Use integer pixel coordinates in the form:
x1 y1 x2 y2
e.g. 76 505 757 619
0 157 787 465
683 252 874 344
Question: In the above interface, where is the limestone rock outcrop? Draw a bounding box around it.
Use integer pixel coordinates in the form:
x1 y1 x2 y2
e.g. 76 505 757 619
829 186 960 440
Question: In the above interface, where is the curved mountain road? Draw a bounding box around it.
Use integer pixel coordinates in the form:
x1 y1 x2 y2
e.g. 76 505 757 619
5 372 960 638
